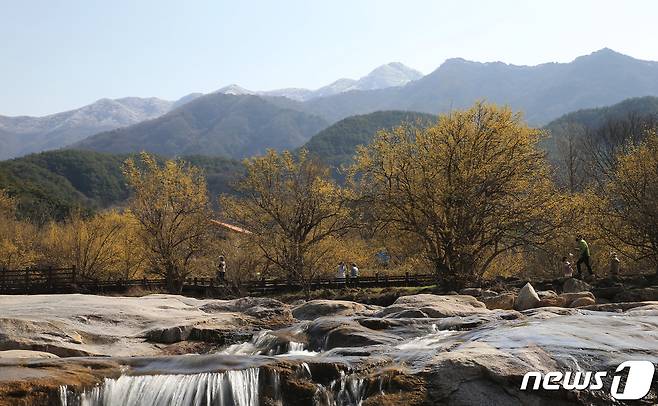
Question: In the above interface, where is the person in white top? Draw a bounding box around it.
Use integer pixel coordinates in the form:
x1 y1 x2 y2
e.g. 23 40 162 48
350 262 359 278
337 262 346 280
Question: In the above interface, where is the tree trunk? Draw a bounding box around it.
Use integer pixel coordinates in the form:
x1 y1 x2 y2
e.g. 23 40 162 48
166 266 184 294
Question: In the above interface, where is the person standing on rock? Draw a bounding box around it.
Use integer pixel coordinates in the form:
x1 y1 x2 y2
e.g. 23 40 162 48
562 255 574 278
575 236 594 278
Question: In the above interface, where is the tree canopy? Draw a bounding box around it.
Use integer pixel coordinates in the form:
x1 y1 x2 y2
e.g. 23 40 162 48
350 102 562 285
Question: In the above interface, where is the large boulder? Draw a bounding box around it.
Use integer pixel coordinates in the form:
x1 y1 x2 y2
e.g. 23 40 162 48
378 294 489 318
563 278 591 294
514 283 540 311
569 297 596 307
480 293 516 310
559 291 595 307
537 296 567 308
292 300 380 321
536 290 558 299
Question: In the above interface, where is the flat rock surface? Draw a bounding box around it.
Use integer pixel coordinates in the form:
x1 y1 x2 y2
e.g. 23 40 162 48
0 294 267 357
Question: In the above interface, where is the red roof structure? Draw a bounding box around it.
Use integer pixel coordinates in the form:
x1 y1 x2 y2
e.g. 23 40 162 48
209 219 252 234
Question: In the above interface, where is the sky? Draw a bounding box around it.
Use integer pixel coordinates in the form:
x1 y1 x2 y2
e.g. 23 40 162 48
2 0 658 116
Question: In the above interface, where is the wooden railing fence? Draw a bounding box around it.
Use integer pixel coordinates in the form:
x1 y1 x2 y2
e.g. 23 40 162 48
0 267 436 296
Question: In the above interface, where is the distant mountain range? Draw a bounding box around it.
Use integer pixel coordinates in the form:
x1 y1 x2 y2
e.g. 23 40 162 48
0 62 420 160
4 49 658 161
216 62 424 101
0 94 202 160
76 49 658 160
302 49 658 124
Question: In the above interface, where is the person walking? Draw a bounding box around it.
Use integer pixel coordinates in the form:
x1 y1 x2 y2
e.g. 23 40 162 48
575 236 594 278
217 255 227 283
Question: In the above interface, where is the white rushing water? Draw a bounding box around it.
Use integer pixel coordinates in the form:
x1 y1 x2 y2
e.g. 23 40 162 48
221 330 280 355
60 369 260 406
221 330 318 357
313 371 368 406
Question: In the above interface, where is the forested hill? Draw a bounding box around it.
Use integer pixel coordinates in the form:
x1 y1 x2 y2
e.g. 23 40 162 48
544 96 658 155
73 93 329 159
302 111 436 170
0 150 242 221
545 96 658 133
543 96 658 191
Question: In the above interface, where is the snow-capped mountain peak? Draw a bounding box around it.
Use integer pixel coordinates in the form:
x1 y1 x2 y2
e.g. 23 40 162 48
213 62 424 101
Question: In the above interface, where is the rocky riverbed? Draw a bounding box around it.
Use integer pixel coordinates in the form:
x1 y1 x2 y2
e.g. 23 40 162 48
0 278 657 405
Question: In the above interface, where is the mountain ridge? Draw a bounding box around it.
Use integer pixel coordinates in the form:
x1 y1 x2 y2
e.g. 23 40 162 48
6 48 658 161
302 48 658 124
215 62 423 101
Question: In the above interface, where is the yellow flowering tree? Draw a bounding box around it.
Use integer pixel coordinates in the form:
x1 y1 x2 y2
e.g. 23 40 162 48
220 150 354 292
41 211 123 279
599 131 658 274
123 153 211 292
0 190 39 269
350 102 563 287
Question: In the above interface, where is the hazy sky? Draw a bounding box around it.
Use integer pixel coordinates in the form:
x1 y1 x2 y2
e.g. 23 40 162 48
3 0 658 116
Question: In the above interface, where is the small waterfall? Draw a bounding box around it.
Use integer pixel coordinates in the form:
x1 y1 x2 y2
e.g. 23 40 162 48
313 371 368 406
221 330 281 355
288 341 305 352
299 362 312 378
60 369 260 406
221 330 317 357
269 368 283 405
